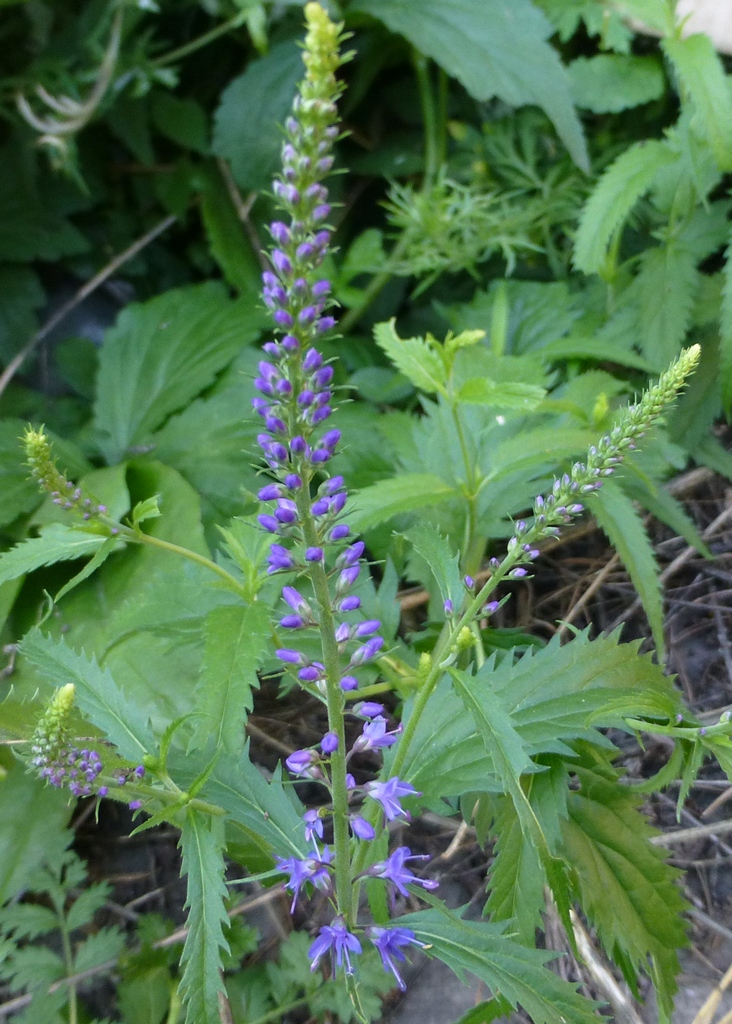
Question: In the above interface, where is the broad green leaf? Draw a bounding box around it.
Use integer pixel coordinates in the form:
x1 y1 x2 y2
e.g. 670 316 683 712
178 811 230 1024
19 629 156 762
562 759 688 1019
592 481 665 659
0 524 107 587
634 240 699 369
451 669 573 938
118 965 171 1024
0 763 71 904
663 34 732 171
720 228 732 417
539 336 656 372
353 0 588 170
350 474 457 533
0 267 43 362
373 319 447 396
404 523 463 611
191 602 270 756
151 92 209 154
93 283 263 463
456 378 545 410
574 140 675 274
199 164 261 295
568 55 665 113
170 747 307 859
212 40 304 191
401 907 600 1024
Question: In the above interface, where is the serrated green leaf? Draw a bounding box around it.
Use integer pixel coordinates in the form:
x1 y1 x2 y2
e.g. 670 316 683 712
190 602 270 757
66 882 112 932
562 758 688 1018
178 811 230 1024
2 945 65 993
404 523 463 611
170 747 307 859
663 33 732 171
212 40 304 192
568 54 665 113
591 481 664 659
373 319 447 396
0 904 58 940
609 0 672 35
574 140 675 274
19 629 156 763
54 537 119 605
634 240 699 369
451 668 573 940
93 283 263 463
131 496 161 528
485 796 544 945
621 468 711 558
73 926 126 973
456 378 545 410
401 906 600 1024
0 524 107 588
352 0 588 170
350 474 457 533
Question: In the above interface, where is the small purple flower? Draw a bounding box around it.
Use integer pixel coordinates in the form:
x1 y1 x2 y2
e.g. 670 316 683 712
305 547 324 562
277 847 332 911
330 524 350 540
285 749 319 777
350 636 384 666
129 800 143 811
282 587 308 613
355 619 381 637
299 665 322 682
303 348 323 372
338 596 361 612
369 846 438 897
338 541 364 566
309 917 361 975
340 675 359 691
98 786 108 797
258 514 280 534
354 716 402 753
277 648 305 665
444 599 453 616
268 544 294 572
355 702 384 718
258 483 282 501
303 808 324 843
321 732 339 754
350 815 375 840
364 777 419 821
509 567 528 579
464 575 474 589
368 927 426 991
281 614 306 629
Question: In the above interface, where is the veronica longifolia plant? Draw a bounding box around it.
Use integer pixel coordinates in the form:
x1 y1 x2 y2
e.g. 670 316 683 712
16 5 717 1023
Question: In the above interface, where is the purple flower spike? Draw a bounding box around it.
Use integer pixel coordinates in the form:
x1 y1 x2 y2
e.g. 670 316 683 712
305 547 324 562
365 779 420 822
369 927 426 991
309 918 361 975
340 675 359 691
321 732 339 754
351 816 375 840
286 749 318 776
354 716 402 753
369 846 438 897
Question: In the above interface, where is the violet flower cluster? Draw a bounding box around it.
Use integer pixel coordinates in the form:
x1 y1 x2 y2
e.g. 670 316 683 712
253 3 431 991
30 682 144 808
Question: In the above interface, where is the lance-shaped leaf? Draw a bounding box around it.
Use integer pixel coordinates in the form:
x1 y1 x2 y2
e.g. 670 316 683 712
574 140 675 274
352 0 588 170
178 810 230 1024
170 746 307 859
374 319 447 396
19 629 155 763
562 758 688 1020
401 905 600 1024
350 474 457 533
404 523 463 612
452 669 573 937
591 481 664 659
663 33 732 171
484 795 544 946
190 601 270 756
633 239 699 370
0 524 108 588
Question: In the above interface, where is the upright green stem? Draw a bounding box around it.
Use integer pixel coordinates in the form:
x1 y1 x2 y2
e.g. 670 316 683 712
295 485 353 926
452 401 484 580
152 11 248 67
58 914 78 1024
413 51 438 188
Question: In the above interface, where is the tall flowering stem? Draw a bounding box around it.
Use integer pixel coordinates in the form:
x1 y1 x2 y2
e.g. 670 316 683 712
254 3 357 925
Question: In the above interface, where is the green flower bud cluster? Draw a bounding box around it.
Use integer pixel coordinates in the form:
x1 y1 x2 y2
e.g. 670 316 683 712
23 428 115 527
